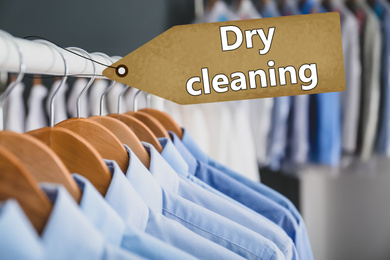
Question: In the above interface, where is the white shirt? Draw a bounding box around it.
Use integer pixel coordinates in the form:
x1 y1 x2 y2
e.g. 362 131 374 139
26 84 48 131
180 104 211 155
250 98 274 166
88 79 108 116
124 87 147 113
200 102 231 165
107 82 127 114
233 0 262 19
204 0 239 23
357 3 382 160
5 81 25 132
68 78 89 118
228 100 260 181
161 100 184 126
339 6 361 154
46 80 68 125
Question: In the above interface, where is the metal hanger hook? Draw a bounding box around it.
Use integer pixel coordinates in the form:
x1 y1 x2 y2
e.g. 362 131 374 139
118 85 130 114
133 89 151 112
33 39 68 127
0 30 26 131
66 47 96 118
92 52 116 116
133 89 143 112
104 55 132 114
108 55 131 114
145 93 151 108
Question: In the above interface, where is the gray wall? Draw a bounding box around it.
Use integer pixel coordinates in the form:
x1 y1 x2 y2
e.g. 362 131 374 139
0 0 195 56
302 158 390 260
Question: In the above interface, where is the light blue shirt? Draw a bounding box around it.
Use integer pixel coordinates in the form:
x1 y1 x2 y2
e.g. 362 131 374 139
72 173 194 260
178 129 314 260
309 93 342 166
171 132 298 238
136 143 286 260
103 158 238 260
375 0 390 155
158 137 298 260
260 0 281 17
0 199 45 260
72 174 125 245
39 184 144 260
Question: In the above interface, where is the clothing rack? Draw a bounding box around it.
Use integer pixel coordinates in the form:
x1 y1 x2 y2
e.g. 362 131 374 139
0 30 118 77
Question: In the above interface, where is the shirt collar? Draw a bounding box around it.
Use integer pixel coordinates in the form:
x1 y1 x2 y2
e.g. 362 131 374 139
180 128 210 164
123 144 163 214
158 137 190 177
169 131 199 175
142 142 179 194
104 159 149 232
40 184 105 260
72 173 126 246
0 200 44 260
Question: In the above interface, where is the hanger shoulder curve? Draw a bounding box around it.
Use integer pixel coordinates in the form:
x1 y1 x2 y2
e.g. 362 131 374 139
27 127 112 196
0 131 81 202
0 144 52 234
55 118 129 173
88 116 150 168
108 113 163 153
139 108 183 139
126 111 170 138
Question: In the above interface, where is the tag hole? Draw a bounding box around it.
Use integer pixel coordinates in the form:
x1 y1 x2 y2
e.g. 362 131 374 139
116 65 128 77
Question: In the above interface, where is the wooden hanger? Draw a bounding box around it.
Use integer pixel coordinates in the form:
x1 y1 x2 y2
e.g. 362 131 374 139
0 145 52 234
108 113 163 153
83 53 151 168
126 111 170 138
0 42 53 234
56 48 129 173
33 76 42 86
27 127 112 196
113 88 164 150
89 115 150 168
0 131 81 202
10 74 17 82
139 108 183 139
108 86 163 152
55 118 129 173
26 44 112 196
125 90 169 138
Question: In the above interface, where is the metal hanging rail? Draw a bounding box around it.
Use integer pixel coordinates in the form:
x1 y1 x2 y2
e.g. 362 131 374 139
0 29 119 78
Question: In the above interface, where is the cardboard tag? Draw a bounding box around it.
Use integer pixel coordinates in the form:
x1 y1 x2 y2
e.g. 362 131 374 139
103 12 345 105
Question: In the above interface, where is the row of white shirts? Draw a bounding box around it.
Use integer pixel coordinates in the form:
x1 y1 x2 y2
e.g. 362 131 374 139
5 78 143 130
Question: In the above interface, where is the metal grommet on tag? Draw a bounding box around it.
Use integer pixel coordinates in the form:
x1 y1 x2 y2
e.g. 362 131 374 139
116 64 128 77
